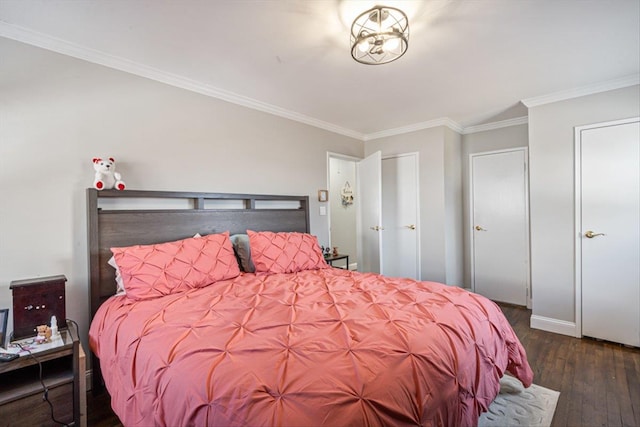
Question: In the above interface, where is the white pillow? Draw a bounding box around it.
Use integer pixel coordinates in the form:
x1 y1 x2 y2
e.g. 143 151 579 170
108 255 126 296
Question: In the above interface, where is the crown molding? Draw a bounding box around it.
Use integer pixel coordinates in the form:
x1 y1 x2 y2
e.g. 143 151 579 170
6 21 635 142
363 117 463 141
521 74 640 108
0 22 365 141
462 116 528 134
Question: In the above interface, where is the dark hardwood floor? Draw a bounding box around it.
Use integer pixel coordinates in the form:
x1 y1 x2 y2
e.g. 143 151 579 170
86 303 640 426
87 391 123 427
499 304 640 427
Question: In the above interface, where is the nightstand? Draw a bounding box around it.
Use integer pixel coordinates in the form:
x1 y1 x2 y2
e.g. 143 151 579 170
324 254 350 269
0 323 84 426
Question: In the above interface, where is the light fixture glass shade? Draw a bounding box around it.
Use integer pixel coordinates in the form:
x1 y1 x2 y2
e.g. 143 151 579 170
350 6 409 65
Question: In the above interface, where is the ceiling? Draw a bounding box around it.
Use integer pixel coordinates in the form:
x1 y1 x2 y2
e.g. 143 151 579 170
1 0 639 140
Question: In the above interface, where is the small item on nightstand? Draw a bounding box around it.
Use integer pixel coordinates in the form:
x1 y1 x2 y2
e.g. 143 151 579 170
0 352 19 362
50 315 60 338
332 247 339 256
34 325 52 344
10 274 66 340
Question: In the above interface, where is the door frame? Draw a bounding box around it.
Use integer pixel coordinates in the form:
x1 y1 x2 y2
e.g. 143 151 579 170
326 152 362 269
573 117 639 339
382 152 421 279
469 147 531 308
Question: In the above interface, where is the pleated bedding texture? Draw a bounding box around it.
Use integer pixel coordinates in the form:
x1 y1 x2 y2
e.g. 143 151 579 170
90 268 533 427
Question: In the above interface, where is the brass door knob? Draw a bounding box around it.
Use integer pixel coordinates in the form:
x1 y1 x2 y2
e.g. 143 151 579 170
475 225 487 231
584 230 605 238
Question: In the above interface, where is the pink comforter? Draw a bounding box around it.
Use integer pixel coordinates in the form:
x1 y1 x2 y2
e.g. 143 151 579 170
90 268 533 426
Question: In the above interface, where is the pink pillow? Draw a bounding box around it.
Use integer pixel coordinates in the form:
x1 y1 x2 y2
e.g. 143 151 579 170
111 232 240 301
247 230 329 274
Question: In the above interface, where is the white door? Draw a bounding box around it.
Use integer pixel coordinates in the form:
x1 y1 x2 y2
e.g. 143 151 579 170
471 149 529 306
578 118 640 347
357 151 383 273
382 154 420 279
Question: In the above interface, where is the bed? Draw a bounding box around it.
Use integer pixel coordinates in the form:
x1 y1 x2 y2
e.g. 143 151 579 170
87 189 533 426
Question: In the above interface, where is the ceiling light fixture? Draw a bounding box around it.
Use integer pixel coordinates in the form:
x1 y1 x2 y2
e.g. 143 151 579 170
350 5 409 65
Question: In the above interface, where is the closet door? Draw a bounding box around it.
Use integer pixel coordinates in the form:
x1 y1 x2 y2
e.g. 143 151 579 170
470 149 529 306
357 151 383 273
382 154 420 279
578 118 639 347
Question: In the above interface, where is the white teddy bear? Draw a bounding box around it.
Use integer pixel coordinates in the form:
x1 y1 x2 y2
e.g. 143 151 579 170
92 157 126 190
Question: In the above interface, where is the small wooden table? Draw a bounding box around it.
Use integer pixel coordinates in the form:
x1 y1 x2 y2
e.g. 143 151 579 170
0 324 84 426
324 254 349 269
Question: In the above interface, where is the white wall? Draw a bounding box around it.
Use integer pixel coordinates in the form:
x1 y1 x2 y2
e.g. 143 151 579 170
528 85 640 333
364 126 463 285
0 38 363 352
461 123 529 287
444 128 463 286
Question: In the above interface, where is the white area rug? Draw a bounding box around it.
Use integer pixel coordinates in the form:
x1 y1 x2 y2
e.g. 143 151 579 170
479 375 560 427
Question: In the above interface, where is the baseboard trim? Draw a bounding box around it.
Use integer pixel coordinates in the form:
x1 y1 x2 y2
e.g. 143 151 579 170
530 315 577 337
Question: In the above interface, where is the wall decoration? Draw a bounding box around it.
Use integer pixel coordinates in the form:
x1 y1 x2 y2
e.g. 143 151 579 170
341 181 354 207
318 190 328 202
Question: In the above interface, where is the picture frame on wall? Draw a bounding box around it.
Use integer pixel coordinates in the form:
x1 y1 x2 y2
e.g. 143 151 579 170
318 190 328 202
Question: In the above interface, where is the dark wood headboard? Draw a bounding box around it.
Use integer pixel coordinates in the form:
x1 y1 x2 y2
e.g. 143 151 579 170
86 188 310 389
